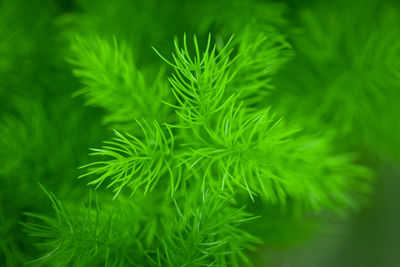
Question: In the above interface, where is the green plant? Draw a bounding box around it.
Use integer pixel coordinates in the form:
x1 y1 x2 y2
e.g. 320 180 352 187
1 0 399 266
22 32 371 265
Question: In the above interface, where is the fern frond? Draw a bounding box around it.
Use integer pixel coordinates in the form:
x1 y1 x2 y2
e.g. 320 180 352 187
155 190 260 267
228 30 292 105
182 102 372 210
22 185 148 266
80 120 178 197
154 34 372 211
69 35 171 132
154 34 237 125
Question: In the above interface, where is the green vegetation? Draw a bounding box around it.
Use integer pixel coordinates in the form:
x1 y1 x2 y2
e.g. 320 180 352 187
1 0 399 266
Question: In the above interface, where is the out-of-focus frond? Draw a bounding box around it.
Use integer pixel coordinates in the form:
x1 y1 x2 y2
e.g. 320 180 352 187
154 191 260 267
22 186 148 266
69 36 172 132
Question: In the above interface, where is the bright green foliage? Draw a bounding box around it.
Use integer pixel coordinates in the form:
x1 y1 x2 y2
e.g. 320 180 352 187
80 122 176 197
23 186 258 266
1 0 399 266
155 35 236 125
78 36 370 214
156 192 259 267
181 104 371 210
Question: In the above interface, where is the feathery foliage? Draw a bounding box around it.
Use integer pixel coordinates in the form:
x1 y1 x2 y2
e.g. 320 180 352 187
154 34 236 125
155 191 259 267
2 0 398 266
22 186 147 266
79 121 177 197
76 34 371 219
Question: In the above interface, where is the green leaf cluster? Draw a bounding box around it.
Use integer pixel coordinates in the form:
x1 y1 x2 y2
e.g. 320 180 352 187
0 0 399 266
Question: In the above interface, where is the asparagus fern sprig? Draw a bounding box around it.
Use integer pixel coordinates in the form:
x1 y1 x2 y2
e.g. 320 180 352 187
79 120 178 198
76 34 371 212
